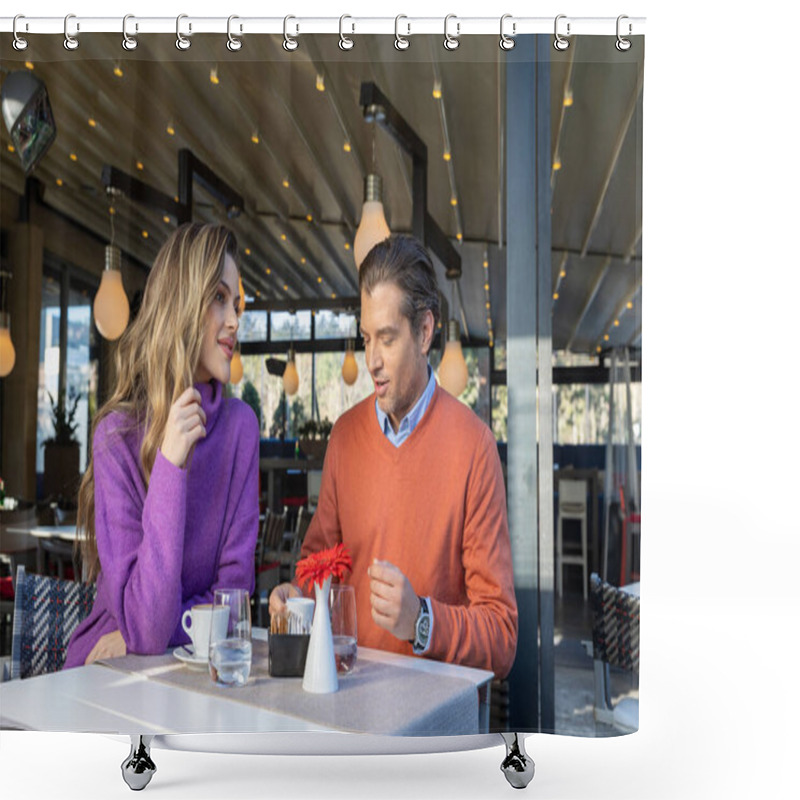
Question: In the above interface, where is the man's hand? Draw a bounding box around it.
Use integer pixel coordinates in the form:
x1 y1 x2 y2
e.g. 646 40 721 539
269 582 301 619
85 629 127 665
367 559 419 641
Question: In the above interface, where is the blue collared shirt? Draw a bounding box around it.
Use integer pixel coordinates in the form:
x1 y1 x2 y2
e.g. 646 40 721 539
375 365 436 448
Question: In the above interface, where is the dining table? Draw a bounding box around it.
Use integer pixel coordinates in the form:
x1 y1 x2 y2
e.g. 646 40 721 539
0 630 494 737
4 524 78 578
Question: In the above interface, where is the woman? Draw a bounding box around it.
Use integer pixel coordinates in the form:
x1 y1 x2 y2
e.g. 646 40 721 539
64 223 260 668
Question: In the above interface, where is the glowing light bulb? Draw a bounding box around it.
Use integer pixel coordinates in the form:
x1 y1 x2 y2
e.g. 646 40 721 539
438 321 469 397
0 313 16 378
342 341 358 386
229 350 243 384
93 246 130 340
354 175 392 269
283 350 299 396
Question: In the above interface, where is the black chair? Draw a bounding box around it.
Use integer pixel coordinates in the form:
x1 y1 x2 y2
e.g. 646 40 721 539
588 572 639 732
8 565 96 680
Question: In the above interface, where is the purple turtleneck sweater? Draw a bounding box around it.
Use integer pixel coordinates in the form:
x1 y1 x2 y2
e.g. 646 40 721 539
64 380 260 669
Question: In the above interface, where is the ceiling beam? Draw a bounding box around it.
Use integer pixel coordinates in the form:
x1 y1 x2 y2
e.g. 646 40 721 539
580 59 645 257
565 255 612 352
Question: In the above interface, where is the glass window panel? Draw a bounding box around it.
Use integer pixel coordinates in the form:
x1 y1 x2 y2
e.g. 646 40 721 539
314 350 373 423
36 273 62 474
492 385 508 443
239 310 267 343
67 283 94 472
314 310 358 340
270 310 311 342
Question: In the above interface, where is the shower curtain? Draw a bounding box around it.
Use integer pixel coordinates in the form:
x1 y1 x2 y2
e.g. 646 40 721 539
0 17 643 745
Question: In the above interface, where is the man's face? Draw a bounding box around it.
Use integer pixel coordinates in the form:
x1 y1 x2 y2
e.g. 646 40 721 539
360 282 433 432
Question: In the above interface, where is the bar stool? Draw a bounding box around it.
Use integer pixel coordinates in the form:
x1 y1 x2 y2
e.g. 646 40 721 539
557 479 588 600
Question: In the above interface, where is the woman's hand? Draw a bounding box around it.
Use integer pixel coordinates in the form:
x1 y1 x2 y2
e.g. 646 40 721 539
85 629 127 665
269 582 301 618
160 387 207 468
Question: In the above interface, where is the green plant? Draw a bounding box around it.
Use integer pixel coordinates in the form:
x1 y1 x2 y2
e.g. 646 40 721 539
43 388 81 446
241 380 262 431
297 418 333 440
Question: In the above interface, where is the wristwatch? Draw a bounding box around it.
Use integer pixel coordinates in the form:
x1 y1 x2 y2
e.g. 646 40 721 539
410 596 431 653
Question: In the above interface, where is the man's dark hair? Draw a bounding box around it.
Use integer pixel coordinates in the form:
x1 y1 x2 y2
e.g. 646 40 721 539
358 235 441 337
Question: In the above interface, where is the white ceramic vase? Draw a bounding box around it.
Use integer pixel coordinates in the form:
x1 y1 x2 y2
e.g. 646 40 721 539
302 575 338 694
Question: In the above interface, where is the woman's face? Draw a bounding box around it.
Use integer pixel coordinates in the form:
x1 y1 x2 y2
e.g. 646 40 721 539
194 254 240 384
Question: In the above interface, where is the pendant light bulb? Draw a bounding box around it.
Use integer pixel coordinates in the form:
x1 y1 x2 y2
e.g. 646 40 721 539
0 312 15 378
283 348 299 396
229 349 243 385
438 320 469 397
342 339 358 386
93 245 130 341
354 174 391 270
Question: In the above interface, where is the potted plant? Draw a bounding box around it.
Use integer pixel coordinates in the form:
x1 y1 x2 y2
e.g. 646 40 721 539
296 418 332 462
42 388 82 505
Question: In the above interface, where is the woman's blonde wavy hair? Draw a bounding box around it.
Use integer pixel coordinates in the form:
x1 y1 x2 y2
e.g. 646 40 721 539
77 222 238 581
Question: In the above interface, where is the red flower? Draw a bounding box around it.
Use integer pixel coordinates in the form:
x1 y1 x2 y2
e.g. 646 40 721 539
295 543 353 591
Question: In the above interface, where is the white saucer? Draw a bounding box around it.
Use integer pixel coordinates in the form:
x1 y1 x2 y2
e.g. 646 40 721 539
173 646 208 668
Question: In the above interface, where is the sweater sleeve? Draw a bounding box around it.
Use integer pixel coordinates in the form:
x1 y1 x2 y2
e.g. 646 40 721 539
176 409 260 623
93 419 188 654
426 427 519 679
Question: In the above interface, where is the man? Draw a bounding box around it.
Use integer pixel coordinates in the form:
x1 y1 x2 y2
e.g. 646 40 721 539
270 235 517 679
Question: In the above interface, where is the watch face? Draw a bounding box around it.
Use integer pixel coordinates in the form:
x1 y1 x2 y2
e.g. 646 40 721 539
417 614 430 641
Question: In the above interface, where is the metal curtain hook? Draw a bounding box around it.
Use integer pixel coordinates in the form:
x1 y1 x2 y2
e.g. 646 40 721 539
283 15 298 51
554 14 570 51
227 15 242 51
339 15 354 51
443 14 460 51
499 14 515 51
616 15 632 51
176 14 191 50
12 15 28 51
394 15 410 51
122 14 138 51
64 14 79 51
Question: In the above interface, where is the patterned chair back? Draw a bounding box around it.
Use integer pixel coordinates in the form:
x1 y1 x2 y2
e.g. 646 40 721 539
10 565 96 680
589 572 640 674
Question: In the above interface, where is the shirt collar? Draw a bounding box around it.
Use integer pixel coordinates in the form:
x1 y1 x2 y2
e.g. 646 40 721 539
375 365 435 440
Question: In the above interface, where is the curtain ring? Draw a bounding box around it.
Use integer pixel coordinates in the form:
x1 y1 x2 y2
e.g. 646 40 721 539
12 15 28 51
339 15 355 51
283 15 299 51
553 14 570 51
394 15 410 51
499 14 515 51
443 14 460 51
227 15 242 51
122 14 138 51
176 14 191 50
64 14 79 51
616 15 632 51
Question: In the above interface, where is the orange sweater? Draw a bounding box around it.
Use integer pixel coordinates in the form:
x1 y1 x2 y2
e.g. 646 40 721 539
301 385 518 679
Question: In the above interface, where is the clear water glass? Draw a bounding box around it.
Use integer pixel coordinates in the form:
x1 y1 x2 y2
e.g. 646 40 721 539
330 584 357 675
209 588 252 687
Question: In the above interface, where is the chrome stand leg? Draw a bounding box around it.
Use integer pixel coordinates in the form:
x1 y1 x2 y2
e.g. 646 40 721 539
121 735 156 791
500 732 535 789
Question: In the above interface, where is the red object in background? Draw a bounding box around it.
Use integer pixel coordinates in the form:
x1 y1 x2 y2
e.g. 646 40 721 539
618 486 641 586
0 575 14 600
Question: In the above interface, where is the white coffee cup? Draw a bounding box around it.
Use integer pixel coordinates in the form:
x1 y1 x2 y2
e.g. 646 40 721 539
286 596 315 634
181 603 229 659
